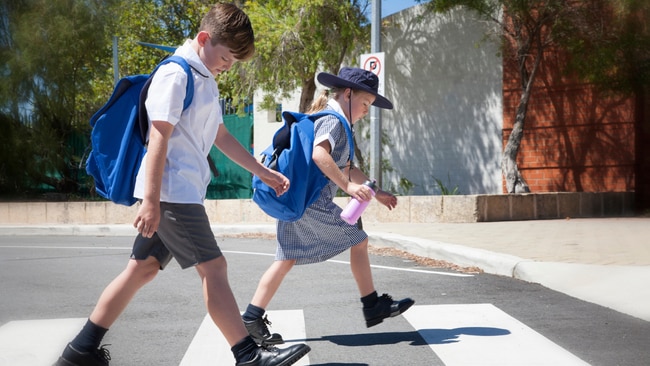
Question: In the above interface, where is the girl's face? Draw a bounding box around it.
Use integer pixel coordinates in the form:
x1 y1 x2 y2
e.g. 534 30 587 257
197 31 238 76
345 89 376 123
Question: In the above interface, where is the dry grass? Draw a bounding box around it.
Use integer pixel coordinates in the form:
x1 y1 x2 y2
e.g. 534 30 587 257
368 245 483 274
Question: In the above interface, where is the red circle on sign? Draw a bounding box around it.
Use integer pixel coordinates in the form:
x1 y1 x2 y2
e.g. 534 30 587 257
363 56 381 76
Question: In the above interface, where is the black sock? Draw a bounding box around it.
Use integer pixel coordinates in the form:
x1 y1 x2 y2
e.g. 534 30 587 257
242 303 265 321
361 291 378 309
231 336 259 364
70 319 109 352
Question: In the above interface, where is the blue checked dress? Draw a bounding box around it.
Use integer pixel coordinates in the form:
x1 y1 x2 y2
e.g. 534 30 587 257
276 111 368 265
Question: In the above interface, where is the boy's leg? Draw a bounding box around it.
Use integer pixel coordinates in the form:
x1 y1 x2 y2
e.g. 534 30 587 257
89 256 161 328
242 260 295 345
195 255 310 366
56 256 161 366
195 256 251 346
350 238 415 328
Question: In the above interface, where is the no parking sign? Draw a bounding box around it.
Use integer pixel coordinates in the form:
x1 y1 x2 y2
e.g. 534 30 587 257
361 52 385 95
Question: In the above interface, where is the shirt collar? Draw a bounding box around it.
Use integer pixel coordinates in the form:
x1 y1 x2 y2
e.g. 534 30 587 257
326 99 352 128
174 40 212 78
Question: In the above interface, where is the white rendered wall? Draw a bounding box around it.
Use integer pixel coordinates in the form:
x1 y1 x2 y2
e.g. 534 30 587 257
252 89 301 159
252 5 503 195
372 5 503 195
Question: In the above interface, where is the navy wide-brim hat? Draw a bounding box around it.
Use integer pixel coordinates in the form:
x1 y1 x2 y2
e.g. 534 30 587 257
317 67 393 109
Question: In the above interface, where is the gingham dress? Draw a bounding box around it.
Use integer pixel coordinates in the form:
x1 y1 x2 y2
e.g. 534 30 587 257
276 111 368 265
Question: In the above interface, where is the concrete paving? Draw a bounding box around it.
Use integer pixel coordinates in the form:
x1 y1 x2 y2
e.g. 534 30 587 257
1 217 649 322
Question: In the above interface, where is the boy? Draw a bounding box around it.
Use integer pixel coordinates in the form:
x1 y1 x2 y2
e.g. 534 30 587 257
55 3 310 366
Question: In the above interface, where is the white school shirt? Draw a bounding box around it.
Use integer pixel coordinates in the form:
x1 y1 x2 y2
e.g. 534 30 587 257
133 40 222 204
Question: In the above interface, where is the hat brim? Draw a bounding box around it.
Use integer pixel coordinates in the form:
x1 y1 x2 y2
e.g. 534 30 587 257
317 72 393 109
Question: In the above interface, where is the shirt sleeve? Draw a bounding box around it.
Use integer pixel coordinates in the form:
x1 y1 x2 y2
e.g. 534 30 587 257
144 63 188 126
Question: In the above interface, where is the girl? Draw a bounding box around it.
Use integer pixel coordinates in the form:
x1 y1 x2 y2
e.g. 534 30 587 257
244 67 414 346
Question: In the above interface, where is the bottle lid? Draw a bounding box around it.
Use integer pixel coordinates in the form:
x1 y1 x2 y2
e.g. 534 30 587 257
365 180 377 190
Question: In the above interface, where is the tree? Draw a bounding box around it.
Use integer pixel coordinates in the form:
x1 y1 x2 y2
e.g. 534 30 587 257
560 0 650 209
0 0 118 196
419 0 577 193
238 0 370 113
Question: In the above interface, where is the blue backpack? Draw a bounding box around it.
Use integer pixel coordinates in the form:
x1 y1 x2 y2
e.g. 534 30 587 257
85 56 194 206
252 110 354 221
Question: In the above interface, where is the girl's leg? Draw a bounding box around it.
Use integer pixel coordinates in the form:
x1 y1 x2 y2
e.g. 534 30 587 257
243 259 296 346
250 259 296 309
350 238 416 328
349 238 375 297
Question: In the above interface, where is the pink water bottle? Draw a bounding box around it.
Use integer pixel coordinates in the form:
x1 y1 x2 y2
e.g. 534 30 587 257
340 180 377 225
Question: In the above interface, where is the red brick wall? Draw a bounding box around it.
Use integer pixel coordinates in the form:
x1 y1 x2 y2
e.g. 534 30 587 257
502 50 637 193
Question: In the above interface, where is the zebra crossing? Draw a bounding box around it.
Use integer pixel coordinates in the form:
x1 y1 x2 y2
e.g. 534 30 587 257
0 305 591 366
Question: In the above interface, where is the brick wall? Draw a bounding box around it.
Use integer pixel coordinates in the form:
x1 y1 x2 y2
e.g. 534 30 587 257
502 48 637 194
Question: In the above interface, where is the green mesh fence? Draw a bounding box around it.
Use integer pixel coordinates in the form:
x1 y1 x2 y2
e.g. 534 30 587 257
206 114 254 199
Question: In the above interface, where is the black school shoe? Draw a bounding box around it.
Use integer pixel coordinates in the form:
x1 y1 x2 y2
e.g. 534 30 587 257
243 315 284 346
236 344 311 366
54 343 111 366
363 294 415 327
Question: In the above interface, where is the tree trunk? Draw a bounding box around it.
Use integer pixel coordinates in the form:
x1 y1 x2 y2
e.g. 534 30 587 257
298 77 317 113
502 42 543 193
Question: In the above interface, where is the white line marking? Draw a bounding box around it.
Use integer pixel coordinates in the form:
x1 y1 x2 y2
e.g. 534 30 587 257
0 247 473 277
0 318 86 366
328 260 473 277
0 246 130 250
180 310 309 366
403 304 591 366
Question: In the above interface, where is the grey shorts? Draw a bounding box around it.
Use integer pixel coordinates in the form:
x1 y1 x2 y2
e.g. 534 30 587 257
131 202 222 270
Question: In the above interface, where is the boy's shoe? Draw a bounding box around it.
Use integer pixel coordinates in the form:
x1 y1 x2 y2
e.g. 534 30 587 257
363 294 415 327
243 315 284 345
54 343 111 366
236 343 311 366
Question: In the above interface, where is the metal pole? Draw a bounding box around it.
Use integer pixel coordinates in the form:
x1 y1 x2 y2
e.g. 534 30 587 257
370 0 382 186
113 36 119 85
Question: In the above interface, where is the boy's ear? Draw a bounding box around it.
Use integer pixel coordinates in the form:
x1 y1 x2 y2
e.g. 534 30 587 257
197 31 210 46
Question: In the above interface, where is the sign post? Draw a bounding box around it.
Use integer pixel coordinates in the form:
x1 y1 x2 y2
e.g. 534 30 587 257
361 51 385 186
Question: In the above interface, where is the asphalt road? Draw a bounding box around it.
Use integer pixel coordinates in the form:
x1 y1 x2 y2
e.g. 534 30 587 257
1 235 649 366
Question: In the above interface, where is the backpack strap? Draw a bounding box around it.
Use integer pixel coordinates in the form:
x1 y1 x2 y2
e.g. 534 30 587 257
308 110 355 165
155 55 195 110
137 55 195 143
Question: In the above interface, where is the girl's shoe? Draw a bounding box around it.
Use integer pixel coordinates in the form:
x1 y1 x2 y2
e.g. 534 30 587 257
363 294 415 327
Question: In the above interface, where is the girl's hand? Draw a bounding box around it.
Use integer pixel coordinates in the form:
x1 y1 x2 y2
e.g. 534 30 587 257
346 182 374 202
375 189 397 210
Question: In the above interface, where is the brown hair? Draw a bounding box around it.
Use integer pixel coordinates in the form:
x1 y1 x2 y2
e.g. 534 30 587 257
306 88 345 114
200 3 255 61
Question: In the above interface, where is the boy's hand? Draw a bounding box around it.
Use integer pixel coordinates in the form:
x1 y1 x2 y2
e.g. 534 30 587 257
375 189 397 210
133 200 160 238
259 169 290 196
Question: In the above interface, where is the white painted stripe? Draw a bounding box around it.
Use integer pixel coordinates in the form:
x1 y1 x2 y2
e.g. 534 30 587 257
180 309 310 366
0 247 473 278
328 260 474 277
403 304 591 366
0 246 131 250
0 318 86 366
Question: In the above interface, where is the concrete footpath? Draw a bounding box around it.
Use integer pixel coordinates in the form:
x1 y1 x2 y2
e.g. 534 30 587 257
1 217 649 322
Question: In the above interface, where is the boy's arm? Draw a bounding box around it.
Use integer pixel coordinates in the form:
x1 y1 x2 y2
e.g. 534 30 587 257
214 125 289 196
133 120 173 238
